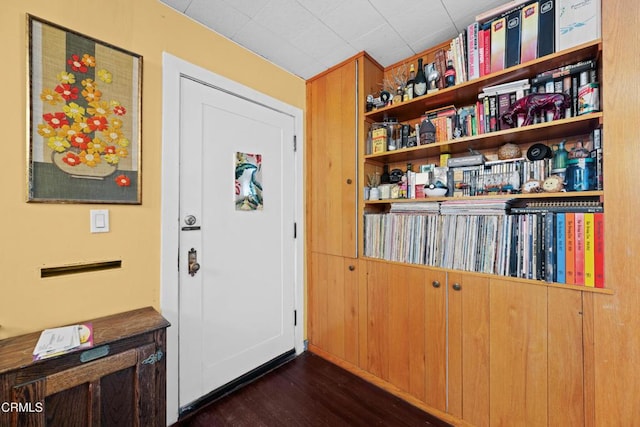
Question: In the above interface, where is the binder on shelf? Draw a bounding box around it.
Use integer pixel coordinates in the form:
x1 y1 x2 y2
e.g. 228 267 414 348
520 1 540 63
491 17 507 72
538 0 555 57
505 5 523 68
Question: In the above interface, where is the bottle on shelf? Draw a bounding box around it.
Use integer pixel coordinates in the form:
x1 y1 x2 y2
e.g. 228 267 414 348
405 64 415 101
553 140 569 169
380 164 390 184
444 59 456 88
413 58 427 97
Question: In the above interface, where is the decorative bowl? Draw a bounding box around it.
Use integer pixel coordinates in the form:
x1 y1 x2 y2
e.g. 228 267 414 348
424 187 447 197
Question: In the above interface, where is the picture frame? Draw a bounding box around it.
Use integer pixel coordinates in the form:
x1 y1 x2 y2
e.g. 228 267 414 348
27 15 142 204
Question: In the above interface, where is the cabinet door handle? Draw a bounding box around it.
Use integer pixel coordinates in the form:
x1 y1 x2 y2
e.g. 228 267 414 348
452 283 462 291
432 280 440 288
348 265 355 271
346 178 353 184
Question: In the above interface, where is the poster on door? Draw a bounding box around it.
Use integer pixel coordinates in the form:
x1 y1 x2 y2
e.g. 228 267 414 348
235 152 263 211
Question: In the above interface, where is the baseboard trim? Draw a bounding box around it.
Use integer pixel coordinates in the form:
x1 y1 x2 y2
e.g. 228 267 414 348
177 349 296 421
307 344 468 427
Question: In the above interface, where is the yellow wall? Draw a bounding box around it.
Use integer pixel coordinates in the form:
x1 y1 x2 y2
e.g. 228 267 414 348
0 0 305 339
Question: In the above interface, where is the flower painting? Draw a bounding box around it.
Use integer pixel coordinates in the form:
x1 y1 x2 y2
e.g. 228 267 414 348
28 15 142 203
235 152 263 211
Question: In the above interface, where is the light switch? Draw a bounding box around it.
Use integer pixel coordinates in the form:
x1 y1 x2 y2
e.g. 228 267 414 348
90 209 110 233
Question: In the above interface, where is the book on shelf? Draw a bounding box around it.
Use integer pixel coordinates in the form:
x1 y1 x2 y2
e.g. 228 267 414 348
574 212 585 285
565 213 576 284
584 212 595 287
544 212 556 282
33 323 94 361
556 212 566 283
467 21 480 80
594 212 604 288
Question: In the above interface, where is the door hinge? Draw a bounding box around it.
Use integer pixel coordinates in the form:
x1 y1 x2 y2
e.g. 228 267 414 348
293 135 297 152
142 349 164 365
294 310 297 326
294 222 297 239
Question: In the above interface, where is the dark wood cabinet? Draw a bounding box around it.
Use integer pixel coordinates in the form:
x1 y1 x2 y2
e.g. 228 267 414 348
0 307 170 427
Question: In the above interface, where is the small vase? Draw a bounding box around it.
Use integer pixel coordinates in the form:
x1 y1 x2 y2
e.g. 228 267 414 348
369 187 381 201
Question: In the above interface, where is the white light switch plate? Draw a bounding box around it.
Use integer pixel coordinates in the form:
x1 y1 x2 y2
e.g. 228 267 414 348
90 209 110 233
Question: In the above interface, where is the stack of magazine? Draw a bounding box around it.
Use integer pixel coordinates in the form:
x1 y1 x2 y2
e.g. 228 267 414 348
32 323 93 361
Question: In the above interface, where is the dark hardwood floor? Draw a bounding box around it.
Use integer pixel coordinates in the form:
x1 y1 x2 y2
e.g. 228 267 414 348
174 351 451 427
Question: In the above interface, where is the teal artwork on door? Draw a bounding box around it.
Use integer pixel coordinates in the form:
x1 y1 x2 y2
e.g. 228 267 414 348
235 152 263 211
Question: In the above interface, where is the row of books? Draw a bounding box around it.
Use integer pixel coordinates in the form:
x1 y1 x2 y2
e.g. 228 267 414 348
418 57 598 144
363 209 604 287
450 0 601 85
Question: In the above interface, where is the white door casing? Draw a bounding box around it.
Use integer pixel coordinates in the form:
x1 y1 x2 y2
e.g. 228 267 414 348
161 53 305 425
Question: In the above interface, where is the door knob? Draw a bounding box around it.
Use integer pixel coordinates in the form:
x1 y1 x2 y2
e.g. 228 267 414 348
188 248 200 276
452 283 462 291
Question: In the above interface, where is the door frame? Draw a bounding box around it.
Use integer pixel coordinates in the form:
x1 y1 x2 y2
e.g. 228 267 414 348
160 53 305 424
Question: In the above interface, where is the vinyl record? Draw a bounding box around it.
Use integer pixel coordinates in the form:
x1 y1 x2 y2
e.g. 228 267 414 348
527 143 552 160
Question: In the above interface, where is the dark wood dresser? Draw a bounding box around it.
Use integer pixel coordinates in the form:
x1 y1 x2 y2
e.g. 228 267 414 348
0 307 170 426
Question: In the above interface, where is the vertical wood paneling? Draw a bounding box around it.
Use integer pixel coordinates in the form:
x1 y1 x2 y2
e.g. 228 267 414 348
11 378 46 426
547 288 584 427
424 270 447 412
326 253 345 357
596 1 640 425
448 272 490 427
367 260 389 380
408 268 426 402
490 279 547 427
388 265 411 391
358 260 369 369
307 252 359 365
343 258 360 366
582 292 596 427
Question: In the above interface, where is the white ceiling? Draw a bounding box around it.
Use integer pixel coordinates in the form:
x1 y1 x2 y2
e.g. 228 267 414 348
159 0 510 80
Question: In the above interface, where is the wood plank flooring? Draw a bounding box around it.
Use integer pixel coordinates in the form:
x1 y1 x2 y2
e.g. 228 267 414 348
174 351 450 427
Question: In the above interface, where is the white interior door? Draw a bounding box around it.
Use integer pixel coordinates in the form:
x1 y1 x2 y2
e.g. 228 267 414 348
178 76 296 408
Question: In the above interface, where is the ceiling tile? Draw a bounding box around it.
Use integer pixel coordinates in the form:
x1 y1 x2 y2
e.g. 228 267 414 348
185 0 251 39
318 0 386 42
294 0 344 17
288 24 347 61
352 23 414 66
251 0 320 40
222 0 270 19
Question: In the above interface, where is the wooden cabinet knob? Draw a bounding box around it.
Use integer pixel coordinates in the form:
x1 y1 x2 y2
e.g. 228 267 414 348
346 178 353 184
432 280 440 288
348 265 355 271
452 283 462 291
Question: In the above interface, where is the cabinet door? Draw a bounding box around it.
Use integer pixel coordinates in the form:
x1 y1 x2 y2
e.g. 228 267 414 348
306 60 358 258
366 261 446 409
307 252 359 365
447 272 490 427
7 343 162 427
490 279 548 427
547 287 585 426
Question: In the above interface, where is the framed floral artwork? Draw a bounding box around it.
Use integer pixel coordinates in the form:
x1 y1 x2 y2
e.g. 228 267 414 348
27 15 142 204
